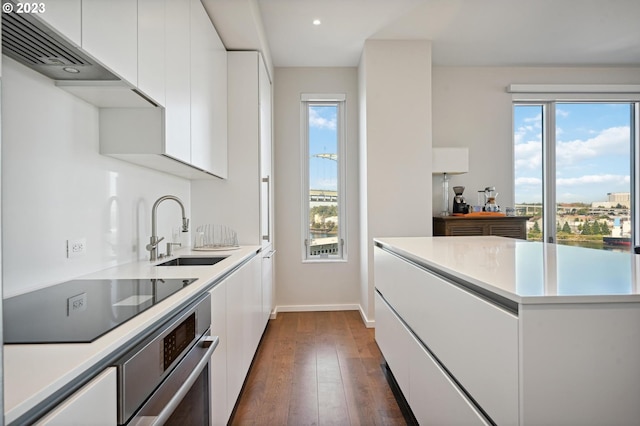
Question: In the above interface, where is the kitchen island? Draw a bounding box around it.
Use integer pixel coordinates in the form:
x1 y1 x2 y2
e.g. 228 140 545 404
374 236 640 425
3 245 261 425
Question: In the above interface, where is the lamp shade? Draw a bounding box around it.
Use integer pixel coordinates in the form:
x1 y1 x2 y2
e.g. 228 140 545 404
432 147 469 174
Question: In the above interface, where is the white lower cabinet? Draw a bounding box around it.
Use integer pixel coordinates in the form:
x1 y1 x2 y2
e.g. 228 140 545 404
209 254 265 424
375 292 489 426
375 246 520 424
209 279 228 426
374 292 410 393
226 255 262 415
261 246 275 323
36 368 117 425
409 334 489 426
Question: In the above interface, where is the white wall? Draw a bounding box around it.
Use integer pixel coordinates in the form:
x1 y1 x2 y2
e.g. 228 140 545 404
273 67 360 311
431 66 640 215
1 58 191 297
359 40 433 323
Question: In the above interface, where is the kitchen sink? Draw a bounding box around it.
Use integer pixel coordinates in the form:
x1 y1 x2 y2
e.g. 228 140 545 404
155 256 228 266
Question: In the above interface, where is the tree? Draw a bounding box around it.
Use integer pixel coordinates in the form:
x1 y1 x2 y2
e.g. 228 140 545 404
532 221 541 233
562 222 571 233
582 222 592 235
592 220 602 235
601 222 610 235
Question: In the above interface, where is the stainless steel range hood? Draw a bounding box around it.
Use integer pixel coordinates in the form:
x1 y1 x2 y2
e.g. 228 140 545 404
1 3 156 107
2 6 118 81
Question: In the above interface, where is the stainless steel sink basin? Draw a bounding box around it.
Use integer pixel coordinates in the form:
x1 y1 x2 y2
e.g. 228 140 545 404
155 256 228 266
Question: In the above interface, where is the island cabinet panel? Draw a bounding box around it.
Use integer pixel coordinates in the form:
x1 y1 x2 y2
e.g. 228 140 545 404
409 333 490 426
374 248 519 425
376 292 489 425
375 237 640 425
374 292 411 393
519 304 640 425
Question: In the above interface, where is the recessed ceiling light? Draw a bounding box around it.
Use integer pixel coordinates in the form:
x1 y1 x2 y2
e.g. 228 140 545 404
313 19 321 26
62 67 80 74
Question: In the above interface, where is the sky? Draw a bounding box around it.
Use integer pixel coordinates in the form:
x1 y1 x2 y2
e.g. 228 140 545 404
514 103 632 204
308 105 338 191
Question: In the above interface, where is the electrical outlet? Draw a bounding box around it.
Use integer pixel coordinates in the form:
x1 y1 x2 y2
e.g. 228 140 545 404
67 293 87 316
67 238 86 258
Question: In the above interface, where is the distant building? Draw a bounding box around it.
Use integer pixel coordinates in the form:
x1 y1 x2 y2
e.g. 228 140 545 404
591 192 630 209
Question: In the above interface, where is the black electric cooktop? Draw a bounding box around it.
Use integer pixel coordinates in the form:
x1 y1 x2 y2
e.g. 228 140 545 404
3 278 197 344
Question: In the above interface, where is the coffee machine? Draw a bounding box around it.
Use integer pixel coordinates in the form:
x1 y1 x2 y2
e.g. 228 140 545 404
452 186 468 214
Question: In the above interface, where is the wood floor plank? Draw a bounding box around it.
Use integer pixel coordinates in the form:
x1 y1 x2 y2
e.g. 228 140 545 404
230 311 408 426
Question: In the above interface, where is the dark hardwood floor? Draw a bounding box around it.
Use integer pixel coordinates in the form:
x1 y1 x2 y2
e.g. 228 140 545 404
229 311 410 426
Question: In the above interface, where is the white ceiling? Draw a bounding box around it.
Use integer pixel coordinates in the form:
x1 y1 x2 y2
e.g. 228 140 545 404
204 0 640 68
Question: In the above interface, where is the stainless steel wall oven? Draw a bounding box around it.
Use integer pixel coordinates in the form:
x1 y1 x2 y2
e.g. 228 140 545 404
115 294 216 425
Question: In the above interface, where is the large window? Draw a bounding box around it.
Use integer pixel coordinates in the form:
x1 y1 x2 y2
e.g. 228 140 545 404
514 95 640 252
301 94 346 261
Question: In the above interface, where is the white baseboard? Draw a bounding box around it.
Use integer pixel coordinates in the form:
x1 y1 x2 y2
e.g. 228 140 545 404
358 305 376 329
270 304 376 328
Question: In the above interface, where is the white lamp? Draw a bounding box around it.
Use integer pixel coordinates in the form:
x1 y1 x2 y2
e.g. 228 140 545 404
432 147 469 216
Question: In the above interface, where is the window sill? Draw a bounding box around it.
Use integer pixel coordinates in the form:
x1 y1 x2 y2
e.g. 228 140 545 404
302 257 348 264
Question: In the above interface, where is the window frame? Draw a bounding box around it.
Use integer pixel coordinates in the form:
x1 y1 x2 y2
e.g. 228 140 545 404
300 93 347 262
512 89 640 248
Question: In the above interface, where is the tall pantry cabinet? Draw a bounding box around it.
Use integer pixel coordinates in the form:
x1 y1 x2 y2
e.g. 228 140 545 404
191 49 275 314
193 50 274 424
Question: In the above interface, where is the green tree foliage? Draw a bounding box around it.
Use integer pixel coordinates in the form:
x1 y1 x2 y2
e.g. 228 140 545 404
561 222 571 233
310 205 338 233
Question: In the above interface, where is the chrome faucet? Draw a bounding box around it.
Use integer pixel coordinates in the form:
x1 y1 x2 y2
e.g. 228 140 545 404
146 195 189 261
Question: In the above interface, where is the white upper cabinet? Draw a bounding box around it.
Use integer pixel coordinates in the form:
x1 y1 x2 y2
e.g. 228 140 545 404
190 0 228 178
98 0 228 179
82 0 138 85
33 0 227 178
36 0 82 46
164 0 192 164
137 0 166 106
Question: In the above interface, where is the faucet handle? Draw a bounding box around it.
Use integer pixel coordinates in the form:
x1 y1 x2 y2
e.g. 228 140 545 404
145 236 165 251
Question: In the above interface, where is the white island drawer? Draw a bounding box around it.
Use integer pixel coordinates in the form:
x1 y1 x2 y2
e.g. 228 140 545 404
374 247 519 425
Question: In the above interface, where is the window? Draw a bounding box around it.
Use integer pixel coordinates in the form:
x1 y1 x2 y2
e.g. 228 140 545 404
301 94 346 261
513 95 640 252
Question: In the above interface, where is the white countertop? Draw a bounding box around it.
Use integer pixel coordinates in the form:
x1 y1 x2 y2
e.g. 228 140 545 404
375 236 640 304
3 245 260 424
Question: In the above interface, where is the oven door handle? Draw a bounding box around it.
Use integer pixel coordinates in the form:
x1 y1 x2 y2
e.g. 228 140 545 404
149 335 218 426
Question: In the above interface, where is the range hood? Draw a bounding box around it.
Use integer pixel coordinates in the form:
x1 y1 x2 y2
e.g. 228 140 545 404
2 7 118 81
1 4 156 107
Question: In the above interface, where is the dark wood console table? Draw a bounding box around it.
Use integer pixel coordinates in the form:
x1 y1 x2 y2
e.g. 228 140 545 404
433 215 530 240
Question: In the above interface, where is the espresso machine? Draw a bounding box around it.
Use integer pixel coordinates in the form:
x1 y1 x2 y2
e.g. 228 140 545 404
452 186 468 214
